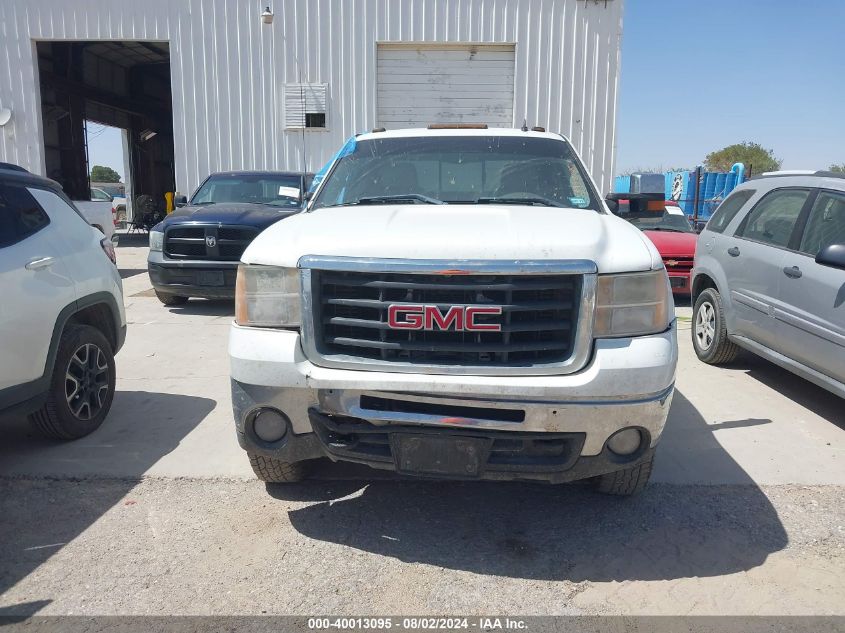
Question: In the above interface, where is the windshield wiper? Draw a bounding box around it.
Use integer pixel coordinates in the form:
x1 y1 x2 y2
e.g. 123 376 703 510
644 227 687 233
191 201 215 206
332 194 446 206
473 196 564 208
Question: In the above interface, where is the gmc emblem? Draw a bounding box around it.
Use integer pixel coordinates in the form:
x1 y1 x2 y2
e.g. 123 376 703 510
387 304 503 332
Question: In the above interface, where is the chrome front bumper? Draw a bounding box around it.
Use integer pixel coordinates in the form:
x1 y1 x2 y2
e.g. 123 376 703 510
229 322 678 461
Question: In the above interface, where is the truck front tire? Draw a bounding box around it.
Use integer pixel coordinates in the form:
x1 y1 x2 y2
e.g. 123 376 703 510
594 454 654 496
155 290 189 306
248 454 307 483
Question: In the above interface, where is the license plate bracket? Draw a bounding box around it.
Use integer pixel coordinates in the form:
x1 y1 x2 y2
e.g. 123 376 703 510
392 434 488 477
670 277 685 288
197 270 225 287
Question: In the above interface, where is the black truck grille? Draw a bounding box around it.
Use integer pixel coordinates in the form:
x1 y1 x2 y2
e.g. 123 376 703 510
164 225 257 261
312 270 582 367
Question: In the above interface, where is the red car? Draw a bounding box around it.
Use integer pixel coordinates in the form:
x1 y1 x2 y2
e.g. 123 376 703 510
617 200 697 296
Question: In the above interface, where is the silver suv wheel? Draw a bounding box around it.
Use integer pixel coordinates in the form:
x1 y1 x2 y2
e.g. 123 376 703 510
691 287 740 365
695 301 716 351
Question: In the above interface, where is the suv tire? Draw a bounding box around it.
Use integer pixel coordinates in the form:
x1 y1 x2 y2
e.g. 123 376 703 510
155 291 189 306
692 287 740 364
29 324 116 440
248 454 307 483
595 454 654 496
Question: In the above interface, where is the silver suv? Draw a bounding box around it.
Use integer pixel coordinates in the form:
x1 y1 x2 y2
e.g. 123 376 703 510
691 171 845 398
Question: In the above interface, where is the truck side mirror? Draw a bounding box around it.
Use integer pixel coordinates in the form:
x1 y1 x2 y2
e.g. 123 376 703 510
815 243 845 270
175 195 188 208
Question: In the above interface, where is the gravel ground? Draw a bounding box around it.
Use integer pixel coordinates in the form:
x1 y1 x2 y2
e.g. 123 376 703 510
1 477 843 616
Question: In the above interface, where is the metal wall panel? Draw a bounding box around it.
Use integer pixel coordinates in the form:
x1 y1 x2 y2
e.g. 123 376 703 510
377 44 516 128
0 0 623 196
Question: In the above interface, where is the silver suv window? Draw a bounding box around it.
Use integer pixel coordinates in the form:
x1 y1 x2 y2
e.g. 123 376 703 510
706 189 755 233
799 190 845 256
736 188 810 248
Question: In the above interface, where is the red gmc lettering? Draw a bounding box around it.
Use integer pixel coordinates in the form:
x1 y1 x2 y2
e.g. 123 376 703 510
387 305 502 332
424 305 464 330
387 305 424 330
465 306 503 331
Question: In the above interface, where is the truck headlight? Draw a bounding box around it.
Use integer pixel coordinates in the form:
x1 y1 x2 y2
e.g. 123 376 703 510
149 230 164 252
593 270 672 337
235 265 301 328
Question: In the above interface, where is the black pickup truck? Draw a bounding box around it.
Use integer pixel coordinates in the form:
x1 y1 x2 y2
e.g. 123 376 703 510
147 171 311 304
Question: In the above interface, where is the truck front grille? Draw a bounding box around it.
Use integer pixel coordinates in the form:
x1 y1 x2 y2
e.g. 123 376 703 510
164 225 257 261
310 269 582 368
662 256 694 273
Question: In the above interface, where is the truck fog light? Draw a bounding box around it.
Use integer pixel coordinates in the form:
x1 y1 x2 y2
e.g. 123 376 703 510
607 428 642 456
252 408 289 443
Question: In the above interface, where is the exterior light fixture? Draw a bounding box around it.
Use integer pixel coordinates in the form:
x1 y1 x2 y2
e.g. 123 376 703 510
140 129 157 141
261 6 274 24
0 107 12 126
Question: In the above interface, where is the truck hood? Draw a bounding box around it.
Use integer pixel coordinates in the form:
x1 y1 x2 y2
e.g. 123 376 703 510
642 229 698 256
242 205 662 273
161 203 300 229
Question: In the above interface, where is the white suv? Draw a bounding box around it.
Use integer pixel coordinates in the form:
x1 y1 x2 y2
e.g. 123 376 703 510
0 164 126 439
229 128 677 495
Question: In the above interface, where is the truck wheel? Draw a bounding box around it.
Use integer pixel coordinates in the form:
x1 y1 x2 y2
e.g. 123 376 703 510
692 287 739 364
29 324 116 440
248 454 307 483
594 454 654 496
155 291 189 306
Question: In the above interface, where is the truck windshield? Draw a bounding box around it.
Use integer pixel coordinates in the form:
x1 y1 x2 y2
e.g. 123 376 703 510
191 174 303 207
311 135 600 211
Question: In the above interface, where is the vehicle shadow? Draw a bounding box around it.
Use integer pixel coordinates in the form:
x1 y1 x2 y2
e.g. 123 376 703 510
0 391 215 606
740 356 844 429
166 299 234 318
118 268 147 279
270 391 788 582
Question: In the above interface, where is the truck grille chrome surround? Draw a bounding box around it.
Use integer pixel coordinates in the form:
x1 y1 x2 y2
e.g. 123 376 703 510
299 256 598 376
164 224 257 261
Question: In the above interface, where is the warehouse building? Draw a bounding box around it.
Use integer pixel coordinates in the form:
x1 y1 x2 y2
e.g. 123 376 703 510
0 0 623 209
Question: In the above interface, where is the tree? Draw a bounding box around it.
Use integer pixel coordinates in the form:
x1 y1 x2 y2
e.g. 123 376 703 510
829 163 845 173
90 165 121 183
704 142 781 174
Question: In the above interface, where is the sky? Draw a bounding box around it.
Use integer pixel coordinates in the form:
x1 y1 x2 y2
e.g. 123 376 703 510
86 123 124 180
88 0 845 180
616 0 845 175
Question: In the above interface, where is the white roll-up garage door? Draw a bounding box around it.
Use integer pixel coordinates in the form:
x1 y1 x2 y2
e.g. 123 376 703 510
377 44 515 130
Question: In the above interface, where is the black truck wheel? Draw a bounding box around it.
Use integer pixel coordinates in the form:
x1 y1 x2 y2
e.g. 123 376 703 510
594 454 654 496
248 454 307 482
155 290 189 306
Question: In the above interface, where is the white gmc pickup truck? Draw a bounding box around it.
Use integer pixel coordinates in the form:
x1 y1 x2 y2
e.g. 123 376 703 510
229 128 677 495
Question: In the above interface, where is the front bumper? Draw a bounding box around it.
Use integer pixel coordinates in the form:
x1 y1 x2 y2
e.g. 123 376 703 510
229 322 677 482
667 271 692 295
147 251 238 299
